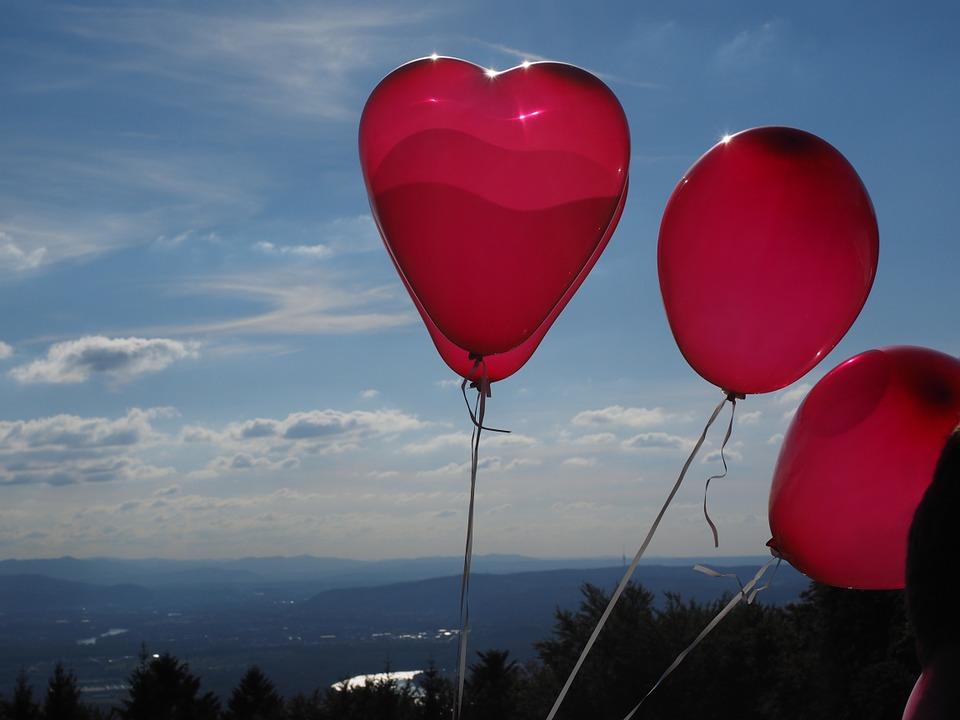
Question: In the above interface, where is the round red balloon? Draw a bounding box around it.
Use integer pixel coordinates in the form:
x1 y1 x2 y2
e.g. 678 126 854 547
658 127 879 395
768 347 960 589
360 56 630 359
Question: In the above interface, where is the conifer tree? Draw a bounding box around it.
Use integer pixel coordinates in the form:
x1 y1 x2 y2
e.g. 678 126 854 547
43 663 87 720
8 671 39 720
226 667 283 720
118 651 219 720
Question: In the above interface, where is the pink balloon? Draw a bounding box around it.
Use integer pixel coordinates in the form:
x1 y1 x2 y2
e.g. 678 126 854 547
360 56 630 360
768 347 960 589
382 180 628 383
658 127 879 395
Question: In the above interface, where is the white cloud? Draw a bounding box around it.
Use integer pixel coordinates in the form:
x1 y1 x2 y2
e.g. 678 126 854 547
562 456 597 468
418 456 502 479
767 433 784 446
402 432 470 455
0 143 264 272
0 407 175 486
152 274 415 336
0 231 47 272
738 410 762 426
715 21 780 71
504 457 542 471
359 389 380 399
367 470 399 480
783 408 798 421
777 383 811 405
0 341 12 360
9 336 198 385
179 407 429 479
0 407 173 451
703 442 744 464
256 241 333 260
228 409 426 442
485 433 537 448
571 405 676 429
59 5 433 121
401 430 535 455
436 378 462 390
189 453 300 480
255 216 382 262
620 432 694 452
570 432 618 446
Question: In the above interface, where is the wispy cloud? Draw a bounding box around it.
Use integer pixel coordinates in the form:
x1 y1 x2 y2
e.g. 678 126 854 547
9 336 198 385
0 144 263 272
475 39 660 89
714 21 781 71
56 5 434 120
0 231 47 272
149 272 415 337
0 341 12 360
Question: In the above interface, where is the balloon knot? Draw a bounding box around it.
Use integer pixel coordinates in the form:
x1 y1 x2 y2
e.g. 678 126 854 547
766 538 785 559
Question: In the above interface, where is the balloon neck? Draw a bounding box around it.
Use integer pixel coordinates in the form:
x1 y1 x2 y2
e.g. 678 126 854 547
723 390 746 401
766 538 785 560
467 353 492 398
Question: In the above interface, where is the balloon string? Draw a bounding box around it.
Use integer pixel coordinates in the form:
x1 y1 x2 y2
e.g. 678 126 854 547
454 359 507 720
460 357 510 434
544 392 731 720
620 555 781 720
703 396 737 548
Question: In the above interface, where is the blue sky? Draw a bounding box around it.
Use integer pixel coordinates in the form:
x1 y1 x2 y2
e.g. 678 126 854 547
1 1 958 560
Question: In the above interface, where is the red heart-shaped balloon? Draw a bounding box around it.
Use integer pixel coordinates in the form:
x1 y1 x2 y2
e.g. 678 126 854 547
359 57 630 358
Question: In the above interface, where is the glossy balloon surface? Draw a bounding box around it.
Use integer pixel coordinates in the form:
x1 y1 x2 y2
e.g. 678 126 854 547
768 347 960 589
360 57 630 358
399 181 627 383
658 126 879 395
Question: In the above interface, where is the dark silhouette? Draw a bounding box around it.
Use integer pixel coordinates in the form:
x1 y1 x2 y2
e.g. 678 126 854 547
118 649 220 720
43 664 88 720
416 662 451 720
323 675 419 720
908 430 960 661
463 650 520 720
903 429 960 717
6 671 39 720
225 668 283 720
0 576 921 719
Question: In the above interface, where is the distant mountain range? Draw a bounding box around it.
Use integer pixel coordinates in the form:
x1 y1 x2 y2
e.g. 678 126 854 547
0 554 811 702
0 553 776 589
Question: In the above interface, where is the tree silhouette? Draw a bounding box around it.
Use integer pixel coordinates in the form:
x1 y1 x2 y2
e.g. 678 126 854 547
282 691 325 720
417 662 452 720
43 663 87 720
463 650 520 720
225 667 283 720
7 670 39 720
118 651 219 720
323 676 418 720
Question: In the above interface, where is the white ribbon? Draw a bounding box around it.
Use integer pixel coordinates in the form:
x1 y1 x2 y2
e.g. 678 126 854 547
621 556 781 720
